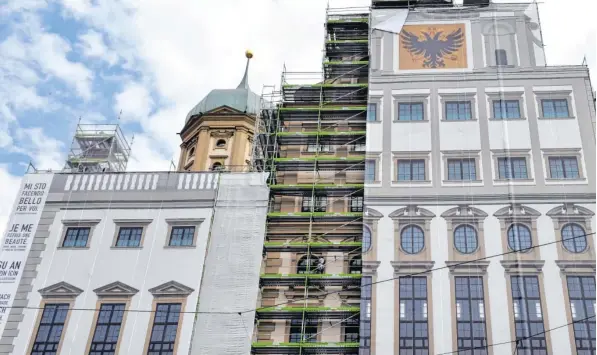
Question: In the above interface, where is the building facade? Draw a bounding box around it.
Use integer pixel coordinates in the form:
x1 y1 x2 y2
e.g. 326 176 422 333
366 2 596 355
0 171 269 354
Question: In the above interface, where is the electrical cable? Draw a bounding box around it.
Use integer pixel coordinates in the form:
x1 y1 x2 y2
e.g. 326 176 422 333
437 315 596 355
2 232 592 316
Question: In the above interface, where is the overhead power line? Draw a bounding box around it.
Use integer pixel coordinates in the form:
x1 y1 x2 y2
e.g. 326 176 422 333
0 232 592 317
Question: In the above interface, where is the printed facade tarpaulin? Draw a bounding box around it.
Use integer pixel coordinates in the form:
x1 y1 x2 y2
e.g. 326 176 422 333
190 172 269 355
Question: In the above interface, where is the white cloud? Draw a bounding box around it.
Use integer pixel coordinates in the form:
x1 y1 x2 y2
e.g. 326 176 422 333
0 166 21 236
114 81 153 121
14 127 65 170
78 29 119 65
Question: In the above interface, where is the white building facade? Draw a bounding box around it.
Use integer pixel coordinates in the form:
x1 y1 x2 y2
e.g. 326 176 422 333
365 2 596 355
0 171 269 355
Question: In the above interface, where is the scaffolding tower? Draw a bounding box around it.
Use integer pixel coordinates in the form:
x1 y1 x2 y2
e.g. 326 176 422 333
252 7 369 354
64 123 132 173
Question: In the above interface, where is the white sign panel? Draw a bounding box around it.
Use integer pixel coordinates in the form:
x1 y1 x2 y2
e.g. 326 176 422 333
0 173 53 336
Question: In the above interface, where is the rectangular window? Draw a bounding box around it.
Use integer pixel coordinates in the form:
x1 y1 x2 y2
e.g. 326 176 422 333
542 99 569 118
306 142 332 153
344 318 360 342
398 103 424 121
289 319 317 343
115 227 143 248
62 227 90 248
447 159 477 181
566 276 596 355
31 303 69 354
397 160 426 181
497 157 528 180
306 142 318 152
493 100 521 119
314 195 327 212
367 103 378 122
455 276 488 354
350 196 363 212
302 196 312 212
510 276 547 354
399 277 429 354
147 303 181 354
349 139 366 152
89 303 125 354
495 49 508 66
168 226 195 247
365 160 376 183
360 277 372 354
445 101 472 121
548 157 580 179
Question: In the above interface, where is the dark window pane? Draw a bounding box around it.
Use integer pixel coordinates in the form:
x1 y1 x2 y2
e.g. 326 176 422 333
397 160 425 181
148 303 181 354
90 303 126 354
448 159 476 181
507 224 532 251
510 276 548 354
567 276 596 354
398 103 424 121
454 225 478 254
32 304 69 354
493 100 521 119
169 226 195 247
542 99 569 118
495 49 508 66
365 160 376 183
115 227 143 247
297 255 324 274
498 157 528 179
367 103 377 122
350 196 363 212
401 225 425 254
548 157 579 179
62 227 90 248
561 223 587 253
445 101 472 121
363 226 372 253
399 277 429 353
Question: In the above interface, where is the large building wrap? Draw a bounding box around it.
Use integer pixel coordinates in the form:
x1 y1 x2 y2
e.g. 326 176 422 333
190 172 269 355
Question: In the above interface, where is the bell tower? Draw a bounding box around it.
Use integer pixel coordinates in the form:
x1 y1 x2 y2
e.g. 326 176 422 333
178 51 259 172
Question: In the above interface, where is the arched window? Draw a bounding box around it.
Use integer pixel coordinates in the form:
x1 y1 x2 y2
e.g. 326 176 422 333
401 225 425 254
349 256 361 274
211 162 223 171
454 225 478 254
508 224 532 251
297 255 324 274
363 226 372 253
216 139 227 148
561 223 587 253
188 147 196 157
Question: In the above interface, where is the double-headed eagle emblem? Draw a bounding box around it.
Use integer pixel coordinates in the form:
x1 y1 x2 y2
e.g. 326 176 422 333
400 28 464 68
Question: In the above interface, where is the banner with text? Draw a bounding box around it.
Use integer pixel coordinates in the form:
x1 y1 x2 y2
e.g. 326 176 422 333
0 173 54 337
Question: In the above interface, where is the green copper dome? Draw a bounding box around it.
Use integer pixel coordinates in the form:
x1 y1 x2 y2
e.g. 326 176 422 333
185 55 260 123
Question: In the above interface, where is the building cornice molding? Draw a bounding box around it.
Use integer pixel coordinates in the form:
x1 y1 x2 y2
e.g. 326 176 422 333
555 260 596 275
445 260 490 274
362 261 381 276
391 261 435 275
500 259 545 274
389 205 435 221
364 193 596 205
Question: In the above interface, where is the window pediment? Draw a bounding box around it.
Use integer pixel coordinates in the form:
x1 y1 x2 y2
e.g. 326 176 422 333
148 281 194 298
493 204 540 221
38 282 83 299
389 205 435 221
546 204 594 222
441 206 488 221
93 281 139 298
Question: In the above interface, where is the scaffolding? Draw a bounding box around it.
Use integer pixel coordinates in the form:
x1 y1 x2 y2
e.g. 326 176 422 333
64 123 132 173
251 6 369 355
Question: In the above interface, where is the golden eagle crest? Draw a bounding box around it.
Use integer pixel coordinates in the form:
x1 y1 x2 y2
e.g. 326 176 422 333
400 28 465 68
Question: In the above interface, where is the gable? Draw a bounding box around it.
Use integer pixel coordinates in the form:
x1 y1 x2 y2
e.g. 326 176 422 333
148 280 194 297
93 281 139 298
38 281 83 299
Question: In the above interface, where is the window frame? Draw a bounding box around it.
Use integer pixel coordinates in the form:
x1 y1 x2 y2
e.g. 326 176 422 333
168 226 196 247
398 276 430 354
548 156 580 180
497 157 529 180
447 158 477 181
445 101 473 121
510 275 548 354
507 223 533 252
397 159 426 181
565 276 596 355
541 98 570 118
367 102 378 122
88 303 127 355
164 219 203 248
297 255 324 274
453 224 479 254
365 159 377 183
349 255 362 274
493 99 522 120
114 226 144 248
30 303 71 355
350 196 364 213
400 225 425 255
454 276 488 354
397 102 425 121
495 49 508 66
289 319 318 343
61 226 91 248
561 223 588 254
146 303 183 355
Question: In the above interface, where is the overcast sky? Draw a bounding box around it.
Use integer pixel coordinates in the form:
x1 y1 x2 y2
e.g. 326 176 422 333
0 0 595 232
